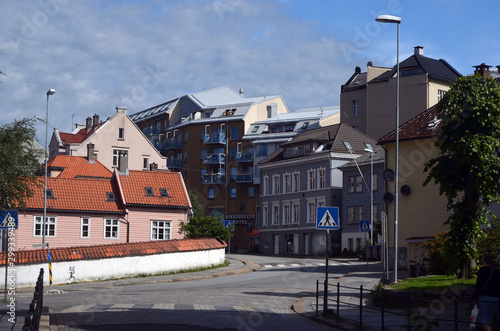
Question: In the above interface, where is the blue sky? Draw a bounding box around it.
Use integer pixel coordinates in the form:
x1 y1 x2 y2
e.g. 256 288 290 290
1 0 499 143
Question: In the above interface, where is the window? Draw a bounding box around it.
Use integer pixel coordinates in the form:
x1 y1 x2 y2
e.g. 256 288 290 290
143 157 149 170
308 169 316 190
262 204 268 226
402 69 419 76
160 188 170 197
184 132 188 142
373 204 378 223
201 169 207 179
283 203 290 225
356 176 363 193
252 126 259 133
104 219 119 239
307 201 315 223
145 187 154 196
292 201 300 224
34 216 56 237
45 188 54 199
356 206 363 222
272 175 280 194
317 199 325 208
347 207 355 224
231 187 237 198
352 100 359 117
438 89 446 101
318 168 326 189
208 187 215 199
283 173 291 193
230 167 237 180
248 187 254 198
230 147 237 160
372 173 378 191
112 149 128 167
106 192 115 201
151 220 171 240
81 218 90 238
263 176 269 195
348 177 354 194
231 127 239 140
272 204 279 225
292 172 300 192
118 128 124 139
256 144 268 157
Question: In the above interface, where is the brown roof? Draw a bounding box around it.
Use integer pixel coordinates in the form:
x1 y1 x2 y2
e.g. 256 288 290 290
116 170 190 208
378 104 441 144
47 155 112 178
0 238 226 265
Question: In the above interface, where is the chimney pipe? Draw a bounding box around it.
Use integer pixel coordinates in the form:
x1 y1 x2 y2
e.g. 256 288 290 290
473 63 491 78
414 46 424 56
85 117 92 133
116 107 127 114
92 114 99 129
118 151 128 173
87 143 95 162
150 162 158 171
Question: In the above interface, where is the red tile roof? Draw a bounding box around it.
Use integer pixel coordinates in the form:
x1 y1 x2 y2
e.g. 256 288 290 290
25 177 123 213
47 155 112 178
0 238 226 265
378 105 441 144
116 170 191 208
58 122 106 146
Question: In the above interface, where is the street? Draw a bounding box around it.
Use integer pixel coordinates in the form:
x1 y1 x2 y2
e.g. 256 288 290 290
4 254 353 330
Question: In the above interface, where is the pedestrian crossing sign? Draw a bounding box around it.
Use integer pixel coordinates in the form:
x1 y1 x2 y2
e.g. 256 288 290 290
360 220 370 232
316 207 339 230
0 210 18 229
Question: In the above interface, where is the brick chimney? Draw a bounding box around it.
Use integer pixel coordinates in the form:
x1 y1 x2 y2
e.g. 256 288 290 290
116 107 127 114
149 162 158 171
414 46 424 56
87 143 95 162
118 151 128 173
85 116 92 133
92 114 99 130
473 63 491 78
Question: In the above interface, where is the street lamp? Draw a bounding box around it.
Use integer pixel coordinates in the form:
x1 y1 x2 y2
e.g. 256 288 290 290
364 144 374 244
43 89 56 246
376 14 401 283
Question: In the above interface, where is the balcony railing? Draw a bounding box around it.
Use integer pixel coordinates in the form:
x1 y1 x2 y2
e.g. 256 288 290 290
142 127 161 136
167 159 182 168
203 174 226 184
235 173 253 183
203 154 226 164
204 133 226 145
236 151 253 162
165 139 182 150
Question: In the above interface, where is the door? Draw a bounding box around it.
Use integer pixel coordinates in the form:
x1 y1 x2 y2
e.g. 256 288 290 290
304 234 309 255
274 235 279 255
293 234 299 255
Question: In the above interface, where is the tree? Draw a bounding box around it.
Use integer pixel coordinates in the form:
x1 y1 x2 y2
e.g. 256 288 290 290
424 75 500 278
188 190 205 219
179 215 233 242
0 118 44 210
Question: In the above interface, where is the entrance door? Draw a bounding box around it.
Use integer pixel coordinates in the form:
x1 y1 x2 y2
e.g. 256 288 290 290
304 234 309 255
293 234 299 255
274 235 279 255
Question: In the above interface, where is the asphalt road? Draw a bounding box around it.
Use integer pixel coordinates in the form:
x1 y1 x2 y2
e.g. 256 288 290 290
33 254 352 330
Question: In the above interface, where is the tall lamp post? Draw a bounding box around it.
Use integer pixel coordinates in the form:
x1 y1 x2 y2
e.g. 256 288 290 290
375 14 401 283
43 89 56 246
364 145 374 244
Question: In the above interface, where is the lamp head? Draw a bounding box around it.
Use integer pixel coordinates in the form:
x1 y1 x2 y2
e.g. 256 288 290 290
375 15 401 24
46 89 56 96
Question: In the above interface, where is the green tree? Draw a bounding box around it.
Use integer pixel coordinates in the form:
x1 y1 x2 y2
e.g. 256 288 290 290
179 215 233 242
424 75 500 278
0 118 44 210
188 190 205 218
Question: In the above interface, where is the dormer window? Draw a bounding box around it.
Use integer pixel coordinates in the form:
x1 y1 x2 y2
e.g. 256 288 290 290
45 189 54 199
252 126 259 133
107 192 115 201
160 188 170 197
145 187 154 196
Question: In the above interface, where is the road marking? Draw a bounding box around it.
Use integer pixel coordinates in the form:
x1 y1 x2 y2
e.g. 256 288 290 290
290 263 301 267
60 305 95 313
109 303 134 310
317 263 325 266
194 304 216 311
263 264 272 268
152 303 175 310
277 264 286 268
304 263 313 267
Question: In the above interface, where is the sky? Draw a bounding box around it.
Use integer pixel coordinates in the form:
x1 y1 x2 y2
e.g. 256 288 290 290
1 0 499 144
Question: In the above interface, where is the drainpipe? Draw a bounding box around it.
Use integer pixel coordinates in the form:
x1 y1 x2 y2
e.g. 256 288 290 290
119 212 130 243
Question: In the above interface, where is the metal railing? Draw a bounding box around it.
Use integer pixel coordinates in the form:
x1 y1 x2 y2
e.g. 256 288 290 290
316 280 478 330
23 268 44 331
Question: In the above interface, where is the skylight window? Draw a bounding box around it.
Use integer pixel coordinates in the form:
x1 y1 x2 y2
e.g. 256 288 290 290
145 187 154 196
252 126 259 133
45 189 54 199
107 192 115 201
160 188 170 197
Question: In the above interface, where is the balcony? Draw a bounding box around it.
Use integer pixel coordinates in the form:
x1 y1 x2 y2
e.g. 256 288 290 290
235 173 253 183
165 139 182 150
204 133 226 145
167 159 182 169
203 154 226 164
203 173 226 184
142 127 161 136
236 151 253 162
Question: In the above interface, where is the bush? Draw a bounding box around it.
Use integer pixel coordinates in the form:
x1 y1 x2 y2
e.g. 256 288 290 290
423 232 450 275
477 218 500 266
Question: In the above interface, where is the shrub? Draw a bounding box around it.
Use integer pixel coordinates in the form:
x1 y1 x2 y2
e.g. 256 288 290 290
423 232 449 275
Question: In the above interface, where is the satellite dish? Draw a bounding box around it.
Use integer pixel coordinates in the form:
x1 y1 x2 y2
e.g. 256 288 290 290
383 169 394 181
401 185 411 196
383 192 394 203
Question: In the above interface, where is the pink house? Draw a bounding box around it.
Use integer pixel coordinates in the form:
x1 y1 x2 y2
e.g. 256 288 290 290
15 156 191 250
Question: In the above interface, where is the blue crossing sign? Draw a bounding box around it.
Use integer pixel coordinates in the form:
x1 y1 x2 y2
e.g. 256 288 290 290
360 220 370 232
316 207 339 230
0 210 18 229
224 220 235 232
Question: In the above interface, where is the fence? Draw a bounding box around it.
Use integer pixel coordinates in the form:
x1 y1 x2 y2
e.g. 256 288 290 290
316 280 480 330
23 268 44 331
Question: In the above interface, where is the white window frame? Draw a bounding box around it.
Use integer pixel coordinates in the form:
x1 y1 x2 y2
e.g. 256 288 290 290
292 200 300 224
356 206 363 223
372 173 378 192
151 220 171 240
263 176 269 195
306 199 316 224
347 206 355 224
356 175 363 193
308 169 316 190
272 174 280 194
283 202 290 225
292 172 300 192
348 176 354 194
317 198 326 208
318 168 326 189
262 203 269 227
272 203 280 225
104 219 119 239
112 149 128 167
80 217 90 239
283 173 291 193
33 216 56 237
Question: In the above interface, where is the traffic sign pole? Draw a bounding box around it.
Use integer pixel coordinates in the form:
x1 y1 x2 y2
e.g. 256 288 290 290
323 229 329 316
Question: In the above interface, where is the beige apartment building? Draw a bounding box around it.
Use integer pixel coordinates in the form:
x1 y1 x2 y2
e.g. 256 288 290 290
341 46 461 140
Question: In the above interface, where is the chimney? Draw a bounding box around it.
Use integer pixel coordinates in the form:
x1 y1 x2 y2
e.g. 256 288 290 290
116 107 127 114
473 63 491 78
118 151 128 173
149 162 158 171
85 116 92 133
414 46 424 56
92 113 99 129
239 88 244 97
87 143 95 162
